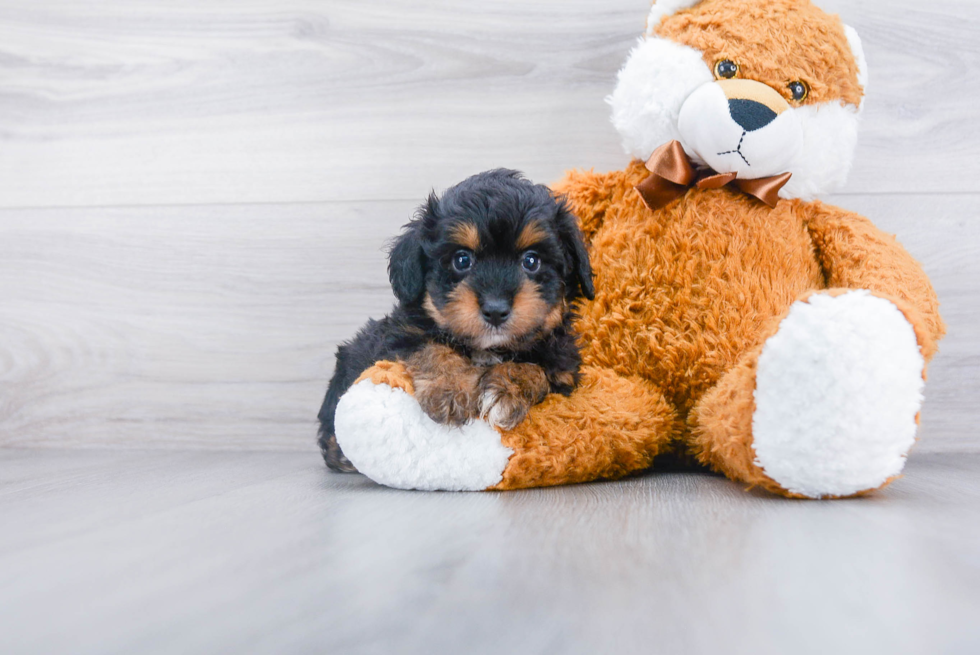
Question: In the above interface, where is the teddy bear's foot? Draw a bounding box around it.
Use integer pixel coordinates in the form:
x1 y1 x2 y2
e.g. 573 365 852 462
753 291 927 497
693 290 926 499
334 363 513 491
337 364 679 492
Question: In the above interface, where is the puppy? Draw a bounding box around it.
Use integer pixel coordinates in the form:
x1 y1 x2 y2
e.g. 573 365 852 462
317 169 595 473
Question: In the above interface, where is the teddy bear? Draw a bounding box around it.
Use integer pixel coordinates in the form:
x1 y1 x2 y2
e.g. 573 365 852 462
332 0 945 499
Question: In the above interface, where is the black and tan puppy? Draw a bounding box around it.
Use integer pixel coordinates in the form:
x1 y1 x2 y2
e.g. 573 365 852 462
317 169 594 473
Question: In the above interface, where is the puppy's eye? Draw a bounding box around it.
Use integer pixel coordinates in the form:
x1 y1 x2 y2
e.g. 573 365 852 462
452 250 473 273
715 60 739 79
521 251 541 274
788 80 809 102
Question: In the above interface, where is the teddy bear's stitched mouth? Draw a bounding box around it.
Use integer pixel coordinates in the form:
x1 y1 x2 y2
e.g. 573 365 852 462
717 130 751 167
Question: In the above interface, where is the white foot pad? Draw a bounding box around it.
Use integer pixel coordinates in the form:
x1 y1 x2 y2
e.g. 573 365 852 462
335 380 513 491
753 291 926 498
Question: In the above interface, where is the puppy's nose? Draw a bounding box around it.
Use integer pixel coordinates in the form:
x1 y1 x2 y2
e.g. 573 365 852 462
728 99 777 132
480 298 511 327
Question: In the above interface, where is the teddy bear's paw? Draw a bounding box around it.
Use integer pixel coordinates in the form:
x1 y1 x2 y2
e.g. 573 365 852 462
354 360 415 394
752 290 926 499
334 378 514 491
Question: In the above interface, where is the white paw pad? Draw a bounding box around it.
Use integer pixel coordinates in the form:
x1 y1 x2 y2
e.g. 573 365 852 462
753 291 926 498
334 380 513 491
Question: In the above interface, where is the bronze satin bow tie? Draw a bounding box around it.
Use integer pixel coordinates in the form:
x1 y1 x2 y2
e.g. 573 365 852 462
635 140 793 212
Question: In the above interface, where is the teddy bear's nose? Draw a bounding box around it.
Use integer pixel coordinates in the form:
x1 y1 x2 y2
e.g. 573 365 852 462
728 99 778 132
717 79 789 133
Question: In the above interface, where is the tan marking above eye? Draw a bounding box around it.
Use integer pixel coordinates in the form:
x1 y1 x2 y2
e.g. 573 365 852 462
516 221 549 251
448 222 480 251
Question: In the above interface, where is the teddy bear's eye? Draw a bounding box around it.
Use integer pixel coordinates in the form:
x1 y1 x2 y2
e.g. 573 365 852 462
788 81 809 102
715 60 739 79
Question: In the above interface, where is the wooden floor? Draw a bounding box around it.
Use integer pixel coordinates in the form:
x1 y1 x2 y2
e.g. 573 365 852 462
1 1 979 653
1 449 979 655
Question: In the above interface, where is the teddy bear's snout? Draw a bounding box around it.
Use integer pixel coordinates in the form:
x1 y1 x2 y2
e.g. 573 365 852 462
677 78 802 180
719 78 790 132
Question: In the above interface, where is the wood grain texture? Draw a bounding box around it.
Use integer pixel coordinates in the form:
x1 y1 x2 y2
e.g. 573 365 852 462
0 201 408 450
0 194 976 453
0 0 978 208
1 5 976 651
1 449 978 655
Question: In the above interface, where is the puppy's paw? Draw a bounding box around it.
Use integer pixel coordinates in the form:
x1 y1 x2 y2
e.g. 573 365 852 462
415 380 479 427
405 344 482 427
480 388 530 431
321 432 359 473
479 363 549 431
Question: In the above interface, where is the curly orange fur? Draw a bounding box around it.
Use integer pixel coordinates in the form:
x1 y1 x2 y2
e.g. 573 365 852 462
653 0 864 107
496 158 944 495
375 0 945 497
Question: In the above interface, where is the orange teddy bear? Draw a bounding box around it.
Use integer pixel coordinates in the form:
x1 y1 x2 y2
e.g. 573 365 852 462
333 0 945 499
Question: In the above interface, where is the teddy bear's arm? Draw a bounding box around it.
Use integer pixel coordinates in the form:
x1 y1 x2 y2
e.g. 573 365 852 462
551 168 618 243
804 201 946 359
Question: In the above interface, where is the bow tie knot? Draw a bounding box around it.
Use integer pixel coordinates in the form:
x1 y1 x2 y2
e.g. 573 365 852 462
635 141 792 212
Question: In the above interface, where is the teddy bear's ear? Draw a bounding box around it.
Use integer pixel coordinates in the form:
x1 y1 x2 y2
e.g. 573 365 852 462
843 24 869 106
645 0 703 36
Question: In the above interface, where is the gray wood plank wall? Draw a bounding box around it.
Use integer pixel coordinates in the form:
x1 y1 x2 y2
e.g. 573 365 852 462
1 0 977 453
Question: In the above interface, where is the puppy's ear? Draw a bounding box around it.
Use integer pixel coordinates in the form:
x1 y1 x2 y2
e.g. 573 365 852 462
555 200 595 301
387 195 434 304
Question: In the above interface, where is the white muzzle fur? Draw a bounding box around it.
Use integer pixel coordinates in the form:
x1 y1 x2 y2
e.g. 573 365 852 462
677 80 803 179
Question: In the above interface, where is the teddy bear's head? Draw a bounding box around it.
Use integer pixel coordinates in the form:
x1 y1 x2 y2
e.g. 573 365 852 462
610 0 867 200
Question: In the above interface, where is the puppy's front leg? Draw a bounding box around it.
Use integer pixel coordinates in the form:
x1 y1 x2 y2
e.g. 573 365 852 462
405 344 482 427
478 363 550 431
